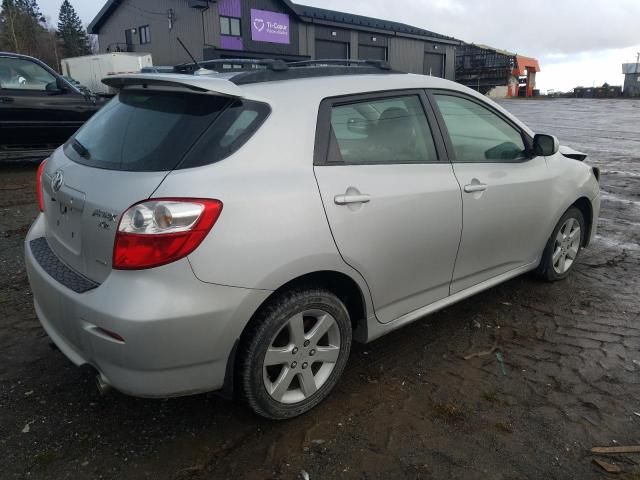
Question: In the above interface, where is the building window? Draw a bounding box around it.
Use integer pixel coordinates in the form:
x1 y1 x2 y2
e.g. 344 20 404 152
139 25 151 44
220 16 241 37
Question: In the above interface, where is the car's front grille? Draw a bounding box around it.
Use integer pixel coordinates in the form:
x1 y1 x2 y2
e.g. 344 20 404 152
30 237 98 294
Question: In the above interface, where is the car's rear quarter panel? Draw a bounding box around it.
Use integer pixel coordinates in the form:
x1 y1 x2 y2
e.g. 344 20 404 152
154 88 372 305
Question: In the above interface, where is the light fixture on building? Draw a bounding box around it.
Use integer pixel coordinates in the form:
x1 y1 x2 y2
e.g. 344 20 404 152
372 36 377 42
331 31 337 37
168 8 175 31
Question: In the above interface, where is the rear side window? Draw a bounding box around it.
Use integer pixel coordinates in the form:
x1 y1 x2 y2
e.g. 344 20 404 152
180 99 268 169
328 95 437 164
64 90 269 171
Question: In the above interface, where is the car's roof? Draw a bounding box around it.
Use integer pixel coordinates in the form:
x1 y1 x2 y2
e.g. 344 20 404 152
103 70 535 137
243 72 460 99
105 70 460 99
0 52 39 60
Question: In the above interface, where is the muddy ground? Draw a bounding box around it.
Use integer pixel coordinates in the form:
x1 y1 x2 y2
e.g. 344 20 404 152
0 98 639 480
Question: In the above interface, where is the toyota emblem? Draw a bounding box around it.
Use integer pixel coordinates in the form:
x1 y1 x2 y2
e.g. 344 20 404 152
52 170 64 193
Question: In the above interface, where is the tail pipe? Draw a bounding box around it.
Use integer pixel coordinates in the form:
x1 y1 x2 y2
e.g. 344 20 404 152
96 374 112 395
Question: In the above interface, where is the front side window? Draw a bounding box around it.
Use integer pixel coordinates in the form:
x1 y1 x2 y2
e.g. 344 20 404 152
328 95 438 164
139 25 151 44
434 94 526 162
220 16 241 37
0 57 57 91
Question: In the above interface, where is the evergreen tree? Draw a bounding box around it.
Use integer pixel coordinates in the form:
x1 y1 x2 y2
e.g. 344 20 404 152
17 0 42 21
57 0 89 58
0 0 45 54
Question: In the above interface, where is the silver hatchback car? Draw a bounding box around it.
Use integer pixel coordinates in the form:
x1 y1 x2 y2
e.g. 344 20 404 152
25 61 600 419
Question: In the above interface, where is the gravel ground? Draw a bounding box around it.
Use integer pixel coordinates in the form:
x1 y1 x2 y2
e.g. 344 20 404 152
0 98 639 480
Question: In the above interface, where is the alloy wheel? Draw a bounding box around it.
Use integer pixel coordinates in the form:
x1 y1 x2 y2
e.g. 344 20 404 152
552 217 581 274
263 309 341 404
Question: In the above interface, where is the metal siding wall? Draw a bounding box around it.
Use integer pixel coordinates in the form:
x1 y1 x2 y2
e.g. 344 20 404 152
96 0 459 73
350 31 358 60
444 45 456 80
358 32 389 47
207 7 220 47
307 24 315 58
218 0 241 17
298 23 308 56
388 37 424 74
97 0 215 65
314 25 350 43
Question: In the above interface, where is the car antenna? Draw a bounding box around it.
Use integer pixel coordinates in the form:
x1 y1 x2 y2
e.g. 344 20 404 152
176 37 205 73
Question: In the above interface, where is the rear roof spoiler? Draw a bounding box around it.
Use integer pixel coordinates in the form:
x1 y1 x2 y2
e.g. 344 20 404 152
102 73 244 98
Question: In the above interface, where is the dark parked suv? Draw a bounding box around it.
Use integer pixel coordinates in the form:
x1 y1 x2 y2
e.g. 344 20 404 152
0 52 102 162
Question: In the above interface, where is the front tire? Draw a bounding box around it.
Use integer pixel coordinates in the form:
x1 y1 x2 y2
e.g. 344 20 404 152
238 288 352 420
537 206 585 281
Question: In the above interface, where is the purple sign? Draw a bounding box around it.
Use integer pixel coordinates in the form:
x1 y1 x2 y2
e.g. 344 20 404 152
250 9 290 45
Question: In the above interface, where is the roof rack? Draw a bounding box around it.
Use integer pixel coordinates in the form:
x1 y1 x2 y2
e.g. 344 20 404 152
288 59 392 70
161 58 403 85
173 58 289 74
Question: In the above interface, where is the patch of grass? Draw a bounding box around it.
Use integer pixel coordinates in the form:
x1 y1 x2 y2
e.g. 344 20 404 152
432 402 467 422
494 422 513 434
482 390 500 403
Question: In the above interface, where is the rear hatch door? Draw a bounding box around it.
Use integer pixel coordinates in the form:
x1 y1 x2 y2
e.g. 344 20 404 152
41 84 235 283
42 153 167 283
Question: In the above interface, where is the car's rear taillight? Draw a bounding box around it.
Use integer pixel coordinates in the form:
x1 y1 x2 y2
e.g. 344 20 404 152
113 199 223 270
36 158 48 212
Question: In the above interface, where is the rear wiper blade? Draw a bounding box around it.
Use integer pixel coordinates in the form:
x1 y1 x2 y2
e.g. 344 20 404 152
72 139 90 158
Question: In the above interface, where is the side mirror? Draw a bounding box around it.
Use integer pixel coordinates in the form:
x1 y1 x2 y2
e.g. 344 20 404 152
45 80 66 94
533 134 559 156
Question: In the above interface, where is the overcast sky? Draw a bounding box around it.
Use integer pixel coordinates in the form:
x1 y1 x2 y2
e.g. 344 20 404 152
38 0 640 92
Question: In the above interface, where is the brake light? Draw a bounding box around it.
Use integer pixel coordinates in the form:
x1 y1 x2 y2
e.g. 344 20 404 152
113 199 223 270
36 158 48 212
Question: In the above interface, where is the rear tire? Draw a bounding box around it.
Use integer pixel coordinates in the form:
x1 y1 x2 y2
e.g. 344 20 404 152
537 206 585 281
238 287 352 420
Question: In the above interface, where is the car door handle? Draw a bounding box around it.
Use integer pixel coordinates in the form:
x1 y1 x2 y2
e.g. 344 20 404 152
334 194 371 205
0 96 14 104
464 183 488 193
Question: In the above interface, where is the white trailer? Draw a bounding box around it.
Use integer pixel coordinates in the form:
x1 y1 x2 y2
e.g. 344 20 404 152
61 53 153 96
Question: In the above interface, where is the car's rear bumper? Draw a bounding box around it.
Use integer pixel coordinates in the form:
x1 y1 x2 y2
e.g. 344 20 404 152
25 214 270 398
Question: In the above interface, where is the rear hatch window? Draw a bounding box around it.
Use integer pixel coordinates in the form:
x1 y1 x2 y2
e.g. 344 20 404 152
64 89 269 172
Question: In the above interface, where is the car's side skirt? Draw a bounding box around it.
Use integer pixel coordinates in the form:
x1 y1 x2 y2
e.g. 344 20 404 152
365 260 539 343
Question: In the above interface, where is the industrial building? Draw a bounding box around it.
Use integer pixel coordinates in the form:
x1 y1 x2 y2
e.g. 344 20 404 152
455 44 540 97
573 84 622 99
622 57 640 97
88 0 462 80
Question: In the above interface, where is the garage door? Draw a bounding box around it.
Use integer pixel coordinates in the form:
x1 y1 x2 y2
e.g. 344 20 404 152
424 53 445 78
359 45 387 61
316 40 350 59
